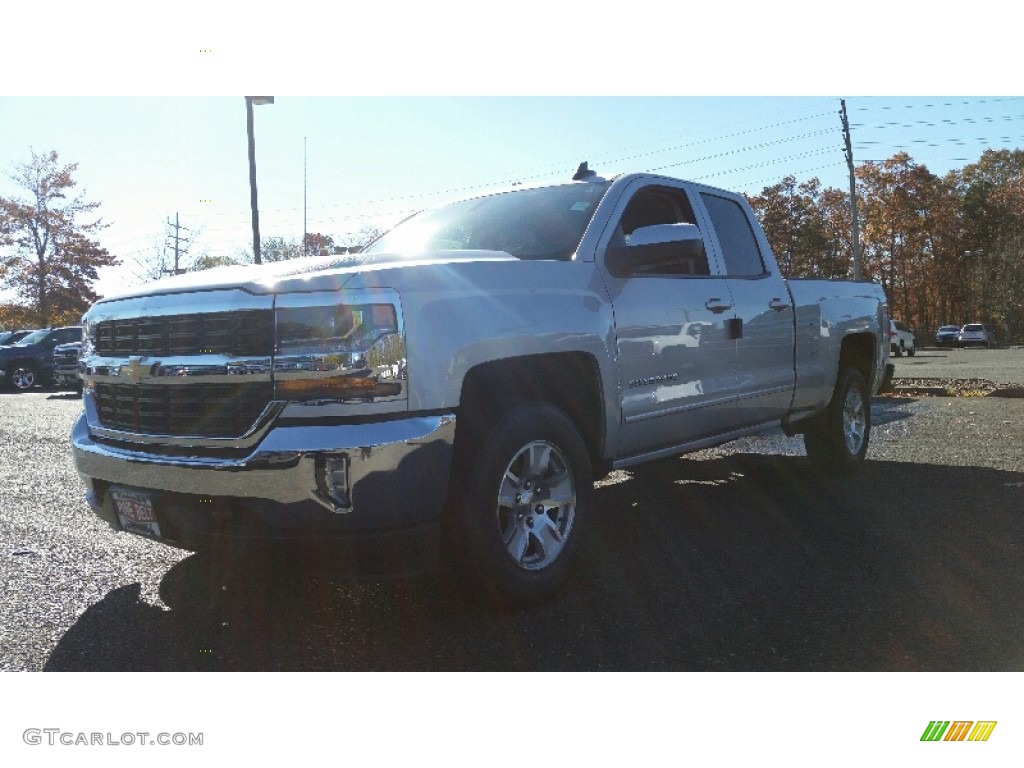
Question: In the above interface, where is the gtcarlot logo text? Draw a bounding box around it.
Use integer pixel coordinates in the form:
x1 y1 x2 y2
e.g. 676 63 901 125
23 729 203 747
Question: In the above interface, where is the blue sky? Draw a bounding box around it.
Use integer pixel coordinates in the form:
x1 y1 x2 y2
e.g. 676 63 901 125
3 95 1021 299
1 4 1020 300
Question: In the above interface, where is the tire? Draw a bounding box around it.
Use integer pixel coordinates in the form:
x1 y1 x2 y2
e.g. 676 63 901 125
893 345 902 357
449 401 591 605
8 364 37 392
907 342 916 357
877 363 894 394
803 365 870 474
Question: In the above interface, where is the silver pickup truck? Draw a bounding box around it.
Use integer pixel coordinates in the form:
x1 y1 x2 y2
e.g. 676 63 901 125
71 169 889 603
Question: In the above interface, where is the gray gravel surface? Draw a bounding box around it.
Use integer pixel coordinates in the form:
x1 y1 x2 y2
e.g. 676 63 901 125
1 387 1022 671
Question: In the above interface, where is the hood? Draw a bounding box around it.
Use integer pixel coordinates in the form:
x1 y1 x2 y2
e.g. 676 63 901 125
97 249 517 302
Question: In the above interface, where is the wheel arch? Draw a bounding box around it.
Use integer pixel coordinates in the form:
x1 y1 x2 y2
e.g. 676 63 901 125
839 332 876 390
456 352 608 478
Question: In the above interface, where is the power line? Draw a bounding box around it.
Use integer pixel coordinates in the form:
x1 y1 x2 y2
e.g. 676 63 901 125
98 98 1024 259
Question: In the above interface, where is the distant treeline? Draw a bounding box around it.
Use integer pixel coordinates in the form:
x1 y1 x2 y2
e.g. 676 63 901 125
746 148 1024 342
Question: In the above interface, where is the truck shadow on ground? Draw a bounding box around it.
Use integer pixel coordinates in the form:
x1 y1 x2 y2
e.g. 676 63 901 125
45 454 1024 672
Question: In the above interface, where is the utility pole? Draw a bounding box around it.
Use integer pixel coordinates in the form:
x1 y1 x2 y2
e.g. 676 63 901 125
164 213 189 275
840 99 862 281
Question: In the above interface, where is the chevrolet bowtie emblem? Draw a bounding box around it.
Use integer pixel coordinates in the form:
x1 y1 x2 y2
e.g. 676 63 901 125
120 356 149 384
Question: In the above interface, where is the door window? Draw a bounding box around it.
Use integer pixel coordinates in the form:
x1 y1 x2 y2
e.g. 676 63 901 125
613 186 710 276
700 193 766 277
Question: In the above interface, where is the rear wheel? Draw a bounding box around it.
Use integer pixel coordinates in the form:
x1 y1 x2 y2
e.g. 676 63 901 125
803 365 870 474
449 401 591 605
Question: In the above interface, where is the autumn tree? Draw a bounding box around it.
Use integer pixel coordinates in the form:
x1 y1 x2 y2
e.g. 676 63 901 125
260 236 304 262
816 186 855 279
303 232 335 256
747 176 848 278
915 170 968 332
856 153 940 328
0 150 117 326
958 149 1024 337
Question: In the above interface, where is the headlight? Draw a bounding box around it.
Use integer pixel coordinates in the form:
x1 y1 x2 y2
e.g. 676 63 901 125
274 300 407 402
80 316 95 358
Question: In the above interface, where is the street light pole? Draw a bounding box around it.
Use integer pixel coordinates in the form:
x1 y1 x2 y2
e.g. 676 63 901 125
303 136 307 256
246 96 274 264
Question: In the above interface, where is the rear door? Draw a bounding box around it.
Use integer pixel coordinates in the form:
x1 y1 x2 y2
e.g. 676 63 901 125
696 190 796 428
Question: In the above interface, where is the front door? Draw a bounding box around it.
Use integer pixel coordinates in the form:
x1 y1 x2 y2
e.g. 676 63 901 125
598 180 739 460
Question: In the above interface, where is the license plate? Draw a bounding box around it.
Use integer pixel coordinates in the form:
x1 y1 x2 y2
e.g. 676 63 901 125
110 487 161 539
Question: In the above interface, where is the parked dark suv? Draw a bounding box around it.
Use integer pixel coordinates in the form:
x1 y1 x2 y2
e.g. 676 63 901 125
0 326 82 391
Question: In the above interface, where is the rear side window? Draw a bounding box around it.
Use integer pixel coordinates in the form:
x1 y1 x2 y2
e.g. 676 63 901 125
700 193 766 277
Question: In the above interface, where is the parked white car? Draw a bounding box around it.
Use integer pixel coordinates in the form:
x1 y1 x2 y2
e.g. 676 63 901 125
890 320 916 357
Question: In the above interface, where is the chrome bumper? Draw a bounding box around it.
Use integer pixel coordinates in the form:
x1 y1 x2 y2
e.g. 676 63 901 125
71 411 456 549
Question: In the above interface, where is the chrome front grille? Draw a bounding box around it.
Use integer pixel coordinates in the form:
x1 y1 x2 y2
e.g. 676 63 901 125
83 287 407 442
83 290 279 441
94 310 275 357
93 382 274 438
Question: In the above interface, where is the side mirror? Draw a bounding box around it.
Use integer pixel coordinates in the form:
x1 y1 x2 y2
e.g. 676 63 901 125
606 223 708 277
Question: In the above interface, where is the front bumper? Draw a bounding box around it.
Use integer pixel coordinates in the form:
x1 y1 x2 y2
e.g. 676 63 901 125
53 369 81 386
72 411 456 573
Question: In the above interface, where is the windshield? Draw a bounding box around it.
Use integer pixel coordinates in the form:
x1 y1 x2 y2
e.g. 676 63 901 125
366 182 610 260
14 330 49 346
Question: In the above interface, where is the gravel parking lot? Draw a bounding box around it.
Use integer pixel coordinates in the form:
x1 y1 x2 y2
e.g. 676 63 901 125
890 344 1024 384
1 368 1022 671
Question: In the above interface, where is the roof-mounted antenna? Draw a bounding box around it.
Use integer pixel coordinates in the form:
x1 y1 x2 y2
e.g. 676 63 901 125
573 161 598 181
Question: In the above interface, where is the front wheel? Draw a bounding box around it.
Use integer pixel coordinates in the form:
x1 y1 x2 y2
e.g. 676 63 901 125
449 402 592 605
907 343 916 357
803 365 870 474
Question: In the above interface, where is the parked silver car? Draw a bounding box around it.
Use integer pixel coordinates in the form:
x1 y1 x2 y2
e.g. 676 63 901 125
957 323 996 347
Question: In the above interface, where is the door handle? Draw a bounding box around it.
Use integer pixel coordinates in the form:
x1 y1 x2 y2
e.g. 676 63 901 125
768 298 791 312
705 298 732 314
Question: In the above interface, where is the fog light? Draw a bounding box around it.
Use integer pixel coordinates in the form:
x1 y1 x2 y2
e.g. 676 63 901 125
316 455 352 513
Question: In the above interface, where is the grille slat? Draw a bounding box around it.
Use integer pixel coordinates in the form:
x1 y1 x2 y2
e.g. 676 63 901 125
95 310 274 357
92 309 276 437
94 382 274 438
